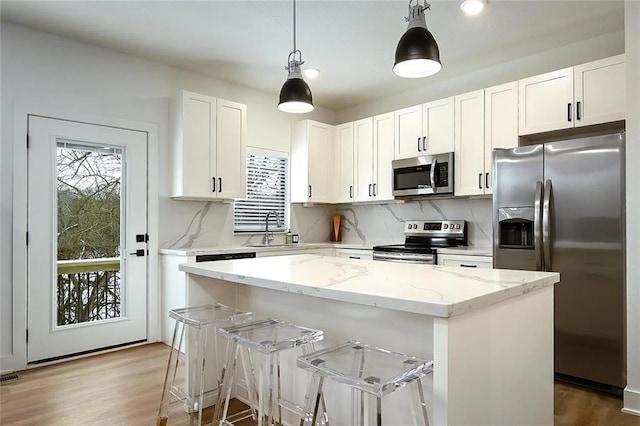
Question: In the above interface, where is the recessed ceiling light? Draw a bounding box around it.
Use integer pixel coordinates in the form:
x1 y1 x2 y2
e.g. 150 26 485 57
460 0 486 16
303 68 321 80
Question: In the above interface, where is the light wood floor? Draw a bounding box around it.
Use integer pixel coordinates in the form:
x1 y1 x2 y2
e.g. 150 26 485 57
1 343 639 425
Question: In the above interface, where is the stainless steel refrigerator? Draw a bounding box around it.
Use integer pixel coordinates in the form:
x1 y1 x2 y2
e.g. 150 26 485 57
493 132 625 391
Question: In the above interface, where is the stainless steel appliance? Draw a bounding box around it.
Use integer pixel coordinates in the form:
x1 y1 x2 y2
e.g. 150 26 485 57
373 220 467 264
493 132 625 392
392 152 454 198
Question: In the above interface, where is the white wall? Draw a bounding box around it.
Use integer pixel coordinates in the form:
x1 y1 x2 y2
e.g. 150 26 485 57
624 1 640 416
0 22 335 371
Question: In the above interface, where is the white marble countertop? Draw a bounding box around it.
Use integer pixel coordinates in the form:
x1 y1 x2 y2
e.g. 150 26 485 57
180 254 558 318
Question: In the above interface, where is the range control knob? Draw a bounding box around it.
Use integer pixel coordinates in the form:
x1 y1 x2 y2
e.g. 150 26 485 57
443 224 449 229
456 224 461 229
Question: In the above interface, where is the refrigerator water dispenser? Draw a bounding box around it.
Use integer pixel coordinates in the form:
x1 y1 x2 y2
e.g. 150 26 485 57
498 207 534 249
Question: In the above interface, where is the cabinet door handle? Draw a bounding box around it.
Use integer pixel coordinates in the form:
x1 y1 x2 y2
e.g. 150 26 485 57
218 177 222 193
485 172 490 189
577 101 581 120
417 137 422 152
460 264 477 268
567 103 572 122
478 173 483 189
369 184 372 197
349 185 353 199
422 137 427 152
308 185 312 198
349 256 361 259
212 177 216 192
373 183 377 196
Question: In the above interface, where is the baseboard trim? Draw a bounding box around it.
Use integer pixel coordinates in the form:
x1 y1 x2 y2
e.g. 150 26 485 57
623 386 640 416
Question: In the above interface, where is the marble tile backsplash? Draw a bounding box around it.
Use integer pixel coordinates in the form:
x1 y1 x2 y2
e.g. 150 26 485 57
335 198 493 247
159 197 493 250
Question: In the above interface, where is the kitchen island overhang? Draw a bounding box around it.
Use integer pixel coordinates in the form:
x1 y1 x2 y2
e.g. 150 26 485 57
179 254 560 425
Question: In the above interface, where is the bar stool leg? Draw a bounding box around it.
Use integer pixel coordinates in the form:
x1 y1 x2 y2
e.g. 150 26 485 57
157 320 183 426
414 378 430 426
188 326 208 426
301 372 325 426
239 345 259 421
213 340 238 425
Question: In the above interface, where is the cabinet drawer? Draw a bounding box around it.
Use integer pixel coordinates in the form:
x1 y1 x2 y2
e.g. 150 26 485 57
438 254 493 268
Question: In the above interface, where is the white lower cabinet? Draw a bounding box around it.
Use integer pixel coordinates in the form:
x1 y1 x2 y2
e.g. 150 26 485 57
335 248 373 260
438 254 493 269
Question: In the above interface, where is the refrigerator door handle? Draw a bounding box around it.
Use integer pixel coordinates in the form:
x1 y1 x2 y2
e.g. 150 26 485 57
543 179 552 271
534 180 544 271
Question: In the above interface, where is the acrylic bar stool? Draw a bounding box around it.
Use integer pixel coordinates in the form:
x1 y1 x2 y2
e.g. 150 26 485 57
298 341 434 426
214 318 324 426
156 304 253 426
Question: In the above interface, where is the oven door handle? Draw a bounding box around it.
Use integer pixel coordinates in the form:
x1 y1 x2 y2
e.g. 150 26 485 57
373 252 435 264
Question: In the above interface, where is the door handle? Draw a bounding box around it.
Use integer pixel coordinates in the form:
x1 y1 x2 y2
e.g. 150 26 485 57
349 185 353 199
459 264 477 268
567 103 572 122
577 101 581 120
534 181 543 271
430 159 437 192
485 172 490 190
373 183 377 196
218 177 222 193
212 177 216 192
543 179 552 271
369 184 372 197
308 185 312 198
478 173 483 189
422 137 427 152
129 249 145 257
417 137 422 152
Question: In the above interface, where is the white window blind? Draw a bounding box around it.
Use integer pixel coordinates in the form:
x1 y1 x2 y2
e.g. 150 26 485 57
234 152 289 232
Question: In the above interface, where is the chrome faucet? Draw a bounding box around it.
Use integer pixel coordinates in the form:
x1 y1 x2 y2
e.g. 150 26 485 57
263 210 282 245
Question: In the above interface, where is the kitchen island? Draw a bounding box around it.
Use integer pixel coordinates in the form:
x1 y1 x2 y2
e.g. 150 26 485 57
180 254 559 425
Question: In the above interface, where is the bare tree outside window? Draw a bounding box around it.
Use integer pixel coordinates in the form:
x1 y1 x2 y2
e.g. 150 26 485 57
56 142 123 326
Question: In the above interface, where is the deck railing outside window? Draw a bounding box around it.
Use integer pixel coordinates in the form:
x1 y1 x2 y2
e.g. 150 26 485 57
56 258 121 326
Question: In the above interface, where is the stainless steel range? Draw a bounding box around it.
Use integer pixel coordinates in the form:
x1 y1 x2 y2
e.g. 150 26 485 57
372 220 467 264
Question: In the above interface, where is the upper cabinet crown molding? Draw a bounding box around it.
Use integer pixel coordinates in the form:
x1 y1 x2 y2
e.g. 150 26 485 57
519 54 625 136
171 90 247 200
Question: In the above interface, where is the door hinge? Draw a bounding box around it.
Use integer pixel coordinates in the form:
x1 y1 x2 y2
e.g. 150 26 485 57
26 329 28 343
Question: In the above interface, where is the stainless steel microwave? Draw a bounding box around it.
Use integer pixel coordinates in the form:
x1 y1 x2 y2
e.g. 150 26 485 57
392 153 454 197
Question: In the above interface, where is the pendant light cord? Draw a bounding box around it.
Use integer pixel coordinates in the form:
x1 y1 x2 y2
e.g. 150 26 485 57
293 0 296 53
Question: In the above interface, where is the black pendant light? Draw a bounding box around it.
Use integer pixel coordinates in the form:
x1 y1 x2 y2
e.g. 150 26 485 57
278 0 314 113
393 0 442 78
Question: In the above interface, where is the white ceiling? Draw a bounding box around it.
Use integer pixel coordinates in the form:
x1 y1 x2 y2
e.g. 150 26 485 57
0 0 625 111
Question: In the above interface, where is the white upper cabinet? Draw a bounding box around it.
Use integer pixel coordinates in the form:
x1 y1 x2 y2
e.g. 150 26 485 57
394 104 423 160
291 120 333 203
394 99 454 160
334 122 355 203
519 54 626 135
422 97 455 155
353 114 395 202
518 68 574 135
484 81 519 195
372 112 395 202
171 90 246 200
574 54 626 127
216 99 248 199
454 90 485 196
354 117 374 202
